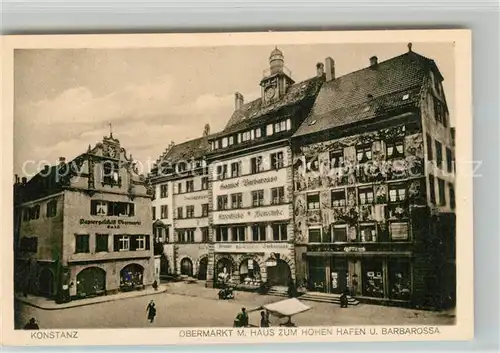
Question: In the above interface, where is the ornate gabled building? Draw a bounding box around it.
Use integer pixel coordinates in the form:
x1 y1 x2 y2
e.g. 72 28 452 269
204 47 326 291
14 133 154 303
291 44 456 308
149 125 212 280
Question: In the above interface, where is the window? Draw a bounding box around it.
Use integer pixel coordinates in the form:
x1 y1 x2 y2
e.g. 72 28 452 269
213 140 219 150
266 124 273 136
331 190 346 207
429 174 436 205
107 202 134 216
177 162 187 173
306 155 320 172
177 207 183 219
177 182 182 194
75 234 90 253
356 145 372 163
30 205 41 220
186 205 195 218
202 204 209 217
307 193 320 209
438 178 446 206
19 237 38 253
102 161 120 185
242 131 252 142
271 187 285 204
390 222 409 241
389 184 406 203
231 162 241 177
201 177 209 190
449 183 455 209
272 224 287 241
231 193 243 208
286 118 292 130
250 156 263 174
446 148 453 173
426 134 433 161
332 226 347 242
308 228 321 243
388 259 412 300
222 137 228 148
46 200 57 217
252 224 266 241
386 140 405 159
255 128 262 139
251 190 264 207
215 227 229 242
270 152 284 169
23 208 30 221
435 140 443 168
216 164 228 180
186 180 194 192
330 150 344 168
360 225 377 242
160 205 168 219
152 207 156 220
160 184 168 198
359 187 374 205
434 97 446 125
217 195 228 210
186 230 195 243
136 235 146 250
229 136 234 145
237 133 242 143
95 234 108 252
201 227 209 242
91 201 106 216
232 226 246 241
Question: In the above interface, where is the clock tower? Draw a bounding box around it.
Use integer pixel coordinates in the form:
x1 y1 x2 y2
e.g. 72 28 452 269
260 47 295 105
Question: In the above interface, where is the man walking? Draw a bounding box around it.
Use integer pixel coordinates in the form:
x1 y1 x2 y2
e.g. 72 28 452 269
146 300 157 324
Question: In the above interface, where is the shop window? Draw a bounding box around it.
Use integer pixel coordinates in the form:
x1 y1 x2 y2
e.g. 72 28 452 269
186 180 194 192
356 145 372 163
75 234 90 253
438 178 446 206
429 174 436 205
331 189 346 207
250 156 263 174
251 190 264 207
202 204 209 217
362 259 384 298
252 224 266 241
426 134 433 161
330 150 344 169
272 224 287 241
270 152 284 169
389 184 406 203
332 226 347 242
231 226 246 241
46 200 57 218
386 140 404 159
160 184 168 198
308 258 326 292
271 187 285 204
308 228 321 243
230 162 241 177
186 205 195 218
176 207 183 219
390 222 409 241
360 224 377 242
240 259 261 285
201 227 209 242
201 177 209 190
435 140 443 168
231 193 243 209
449 183 455 210
307 193 320 209
359 187 374 205
215 227 228 242
95 234 109 252
389 259 412 301
217 195 228 210
161 205 168 219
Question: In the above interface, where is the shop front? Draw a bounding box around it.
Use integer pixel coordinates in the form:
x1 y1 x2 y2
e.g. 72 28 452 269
76 266 107 298
306 243 413 303
119 263 144 291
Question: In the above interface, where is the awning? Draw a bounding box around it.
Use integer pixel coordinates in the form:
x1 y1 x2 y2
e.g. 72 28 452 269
263 298 311 318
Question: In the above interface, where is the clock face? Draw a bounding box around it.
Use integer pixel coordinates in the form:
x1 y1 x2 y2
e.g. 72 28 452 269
265 86 276 100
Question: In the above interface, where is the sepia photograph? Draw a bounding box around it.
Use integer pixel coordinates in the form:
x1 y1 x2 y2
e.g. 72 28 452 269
2 30 473 345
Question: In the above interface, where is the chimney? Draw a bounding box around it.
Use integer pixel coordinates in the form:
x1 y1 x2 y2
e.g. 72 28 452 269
15 174 19 184
369 56 378 67
22 177 27 185
59 157 66 165
234 92 244 110
316 62 324 77
325 57 335 82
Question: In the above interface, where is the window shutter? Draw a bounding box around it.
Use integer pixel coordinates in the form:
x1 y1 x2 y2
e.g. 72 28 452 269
129 203 135 216
130 235 137 251
114 235 120 252
107 202 113 216
145 235 151 250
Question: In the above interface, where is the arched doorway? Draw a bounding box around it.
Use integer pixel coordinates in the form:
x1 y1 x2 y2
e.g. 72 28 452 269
76 267 106 298
239 259 262 286
120 263 144 291
198 257 208 280
215 257 233 287
267 259 292 287
160 254 169 275
38 268 55 298
180 258 193 277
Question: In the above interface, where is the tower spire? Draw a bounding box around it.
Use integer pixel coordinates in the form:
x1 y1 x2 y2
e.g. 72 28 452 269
109 122 113 138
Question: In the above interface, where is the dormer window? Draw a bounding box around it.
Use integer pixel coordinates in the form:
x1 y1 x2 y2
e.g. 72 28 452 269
356 145 372 163
177 162 187 172
222 137 228 148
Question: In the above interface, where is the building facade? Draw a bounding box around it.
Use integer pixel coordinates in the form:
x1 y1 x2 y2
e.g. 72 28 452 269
14 134 154 302
291 46 456 308
205 48 325 290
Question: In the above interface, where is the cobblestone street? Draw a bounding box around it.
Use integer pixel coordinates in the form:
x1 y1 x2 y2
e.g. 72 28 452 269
15 281 455 329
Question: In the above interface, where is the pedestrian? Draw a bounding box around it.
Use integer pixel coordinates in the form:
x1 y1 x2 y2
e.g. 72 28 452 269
24 318 39 330
236 307 249 327
260 310 269 327
339 290 349 308
147 302 156 323
152 280 158 291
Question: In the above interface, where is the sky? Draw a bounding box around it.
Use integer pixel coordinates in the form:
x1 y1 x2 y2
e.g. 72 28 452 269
14 42 455 178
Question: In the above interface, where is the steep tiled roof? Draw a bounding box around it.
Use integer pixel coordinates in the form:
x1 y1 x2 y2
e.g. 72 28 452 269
161 136 211 162
222 75 324 135
294 51 439 137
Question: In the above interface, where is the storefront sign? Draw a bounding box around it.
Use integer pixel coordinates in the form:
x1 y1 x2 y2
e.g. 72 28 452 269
213 168 287 194
183 194 209 201
307 242 412 254
79 218 142 229
215 242 289 253
214 204 289 224
343 247 366 253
